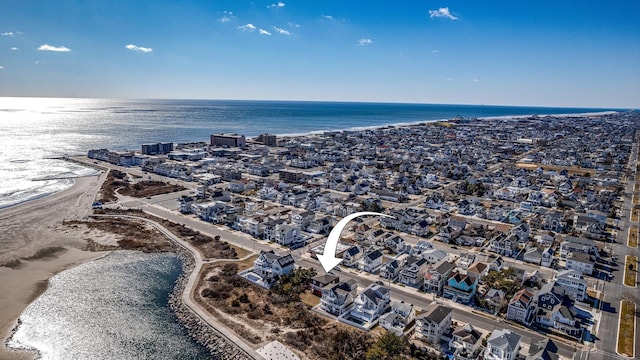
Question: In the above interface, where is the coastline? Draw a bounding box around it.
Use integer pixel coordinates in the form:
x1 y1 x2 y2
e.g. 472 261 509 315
0 173 111 360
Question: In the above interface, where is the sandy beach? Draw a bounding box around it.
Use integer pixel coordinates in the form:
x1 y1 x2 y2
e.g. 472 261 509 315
0 172 109 359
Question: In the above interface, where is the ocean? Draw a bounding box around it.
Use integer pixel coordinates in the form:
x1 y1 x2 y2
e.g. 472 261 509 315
8 251 211 359
0 97 621 358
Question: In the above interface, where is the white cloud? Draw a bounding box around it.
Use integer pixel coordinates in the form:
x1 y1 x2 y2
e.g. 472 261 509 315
445 78 454 81
431 49 440 53
38 44 71 52
219 10 234 23
267 2 285 8
288 22 301 28
259 29 272 36
1 32 14 37
11 47 19 51
125 44 153 53
323 15 334 20
272 26 291 35
473 79 480 82
0 66 4 69
358 38 373 46
429 7 458 20
238 23 256 32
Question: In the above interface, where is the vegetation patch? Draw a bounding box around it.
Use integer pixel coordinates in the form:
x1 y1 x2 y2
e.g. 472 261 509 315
64 218 173 252
94 209 246 259
624 255 637 287
632 209 639 223
617 300 636 357
98 169 185 202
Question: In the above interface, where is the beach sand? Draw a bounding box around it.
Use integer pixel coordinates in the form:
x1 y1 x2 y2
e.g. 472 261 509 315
0 172 109 359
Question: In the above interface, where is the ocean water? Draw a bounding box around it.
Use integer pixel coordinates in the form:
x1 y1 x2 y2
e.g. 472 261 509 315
0 97 621 209
8 251 211 359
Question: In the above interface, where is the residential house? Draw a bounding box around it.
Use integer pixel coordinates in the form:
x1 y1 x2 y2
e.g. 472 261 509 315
506 289 536 325
308 217 331 234
526 338 560 360
415 303 453 344
541 247 554 268
274 223 301 246
485 329 521 360
320 280 358 316
536 282 568 310
422 249 449 264
559 236 597 258
291 210 315 230
466 262 489 282
554 270 587 301
456 253 476 270
344 284 391 325
444 271 478 304
488 233 519 257
412 241 434 257
565 252 594 275
384 235 406 254
380 258 402 282
359 249 384 273
342 246 363 268
398 257 428 287
310 274 339 296
253 250 295 286
379 301 416 336
536 302 582 338
424 260 455 295
448 324 483 360
523 247 543 265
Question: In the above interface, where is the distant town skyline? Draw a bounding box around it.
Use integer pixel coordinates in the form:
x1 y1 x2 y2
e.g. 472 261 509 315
0 1 638 108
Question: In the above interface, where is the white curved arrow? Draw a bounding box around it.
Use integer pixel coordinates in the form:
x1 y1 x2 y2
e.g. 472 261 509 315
317 211 393 273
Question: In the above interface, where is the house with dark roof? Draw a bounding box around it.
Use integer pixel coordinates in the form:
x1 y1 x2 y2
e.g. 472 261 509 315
423 260 455 295
444 271 478 304
310 273 339 296
535 302 583 338
341 284 390 328
415 303 453 344
485 328 521 360
342 245 362 268
526 338 559 360
507 289 536 325
565 252 594 275
448 323 484 360
359 249 384 273
398 256 428 288
319 280 358 316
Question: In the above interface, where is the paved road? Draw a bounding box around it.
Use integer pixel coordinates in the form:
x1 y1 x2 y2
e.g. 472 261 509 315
586 135 640 360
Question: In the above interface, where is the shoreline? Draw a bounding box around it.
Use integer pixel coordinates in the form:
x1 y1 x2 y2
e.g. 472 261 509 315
0 172 109 360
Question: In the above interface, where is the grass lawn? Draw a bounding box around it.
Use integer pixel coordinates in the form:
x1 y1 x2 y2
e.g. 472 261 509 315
630 227 639 248
624 255 637 287
300 290 321 308
617 300 636 358
632 209 639 223
634 193 640 206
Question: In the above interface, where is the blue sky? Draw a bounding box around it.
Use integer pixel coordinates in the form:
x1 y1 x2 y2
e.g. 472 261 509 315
0 1 638 107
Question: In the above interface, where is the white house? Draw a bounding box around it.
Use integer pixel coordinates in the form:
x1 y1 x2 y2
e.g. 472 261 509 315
565 252 594 275
485 329 521 360
415 302 453 344
506 289 536 325
253 250 295 285
448 324 483 360
555 270 587 301
343 284 391 325
379 301 416 336
320 280 358 316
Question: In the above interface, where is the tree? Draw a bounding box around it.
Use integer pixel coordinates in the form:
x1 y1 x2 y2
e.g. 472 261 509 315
365 332 408 360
